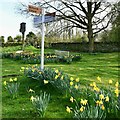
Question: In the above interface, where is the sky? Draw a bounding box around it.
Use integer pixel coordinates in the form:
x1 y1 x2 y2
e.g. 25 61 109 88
0 0 41 41
0 0 118 41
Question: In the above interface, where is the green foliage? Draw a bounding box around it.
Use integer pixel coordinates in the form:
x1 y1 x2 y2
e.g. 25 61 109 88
2 52 82 64
30 91 50 117
0 36 5 43
3 78 20 99
14 35 22 42
7 36 14 42
66 80 119 119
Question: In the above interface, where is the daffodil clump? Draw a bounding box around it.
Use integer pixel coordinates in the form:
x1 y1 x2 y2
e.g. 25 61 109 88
29 91 50 117
66 77 120 119
2 52 82 64
24 66 81 96
3 77 20 98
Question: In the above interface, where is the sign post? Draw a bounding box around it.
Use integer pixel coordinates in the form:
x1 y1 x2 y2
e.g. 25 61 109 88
28 5 56 71
41 8 45 70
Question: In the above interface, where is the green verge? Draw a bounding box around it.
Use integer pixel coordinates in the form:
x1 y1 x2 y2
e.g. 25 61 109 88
2 46 119 118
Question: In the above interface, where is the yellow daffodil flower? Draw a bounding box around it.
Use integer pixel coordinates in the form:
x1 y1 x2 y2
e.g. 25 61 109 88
21 67 25 70
93 87 100 92
80 106 85 112
61 75 64 80
75 78 79 82
96 100 100 105
39 72 42 74
99 100 103 105
96 100 103 106
93 82 96 87
9 78 13 82
3 81 7 86
105 96 109 102
109 79 113 84
115 82 119 88
115 88 119 97
32 69 35 72
66 106 71 113
55 69 59 74
80 99 88 105
70 81 73 86
99 94 104 100
55 75 59 80
44 80 49 84
70 77 74 81
26 67 28 70
74 85 79 89
30 96 35 101
29 89 35 93
101 105 105 110
70 96 74 102
97 76 101 82
14 78 17 81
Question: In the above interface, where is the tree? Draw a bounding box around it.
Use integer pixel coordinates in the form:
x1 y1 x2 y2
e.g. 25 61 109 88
7 36 14 42
26 32 38 47
38 0 114 52
109 1 120 42
0 36 5 43
14 35 22 42
18 0 114 52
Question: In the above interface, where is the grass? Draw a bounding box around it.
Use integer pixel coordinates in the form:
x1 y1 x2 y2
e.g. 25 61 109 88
2 45 119 118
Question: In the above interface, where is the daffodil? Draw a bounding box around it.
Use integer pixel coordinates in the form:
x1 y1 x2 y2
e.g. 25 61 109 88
115 88 119 97
93 86 100 92
14 78 17 81
26 67 28 70
44 80 49 84
115 82 119 88
99 94 104 100
70 81 73 86
32 69 35 72
101 105 105 110
29 89 35 93
80 99 88 105
66 106 71 113
55 75 59 80
92 82 96 87
109 79 113 84
61 75 64 80
97 76 101 82
70 77 74 81
96 100 103 106
30 96 35 101
70 96 74 102
21 67 25 70
99 100 103 105
80 106 85 112
39 72 42 74
55 69 59 74
105 96 109 102
74 85 79 89
96 100 100 105
3 81 7 85
75 78 79 82
9 78 13 82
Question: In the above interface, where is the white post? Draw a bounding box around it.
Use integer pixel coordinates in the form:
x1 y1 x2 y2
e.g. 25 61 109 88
41 8 45 70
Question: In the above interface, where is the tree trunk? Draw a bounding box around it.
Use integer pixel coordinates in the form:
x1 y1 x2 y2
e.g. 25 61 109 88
87 2 94 53
88 27 94 53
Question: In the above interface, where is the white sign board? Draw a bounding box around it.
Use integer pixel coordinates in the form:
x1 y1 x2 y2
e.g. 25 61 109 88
34 16 55 25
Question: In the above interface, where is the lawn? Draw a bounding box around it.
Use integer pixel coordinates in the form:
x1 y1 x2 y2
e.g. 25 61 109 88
1 46 119 118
